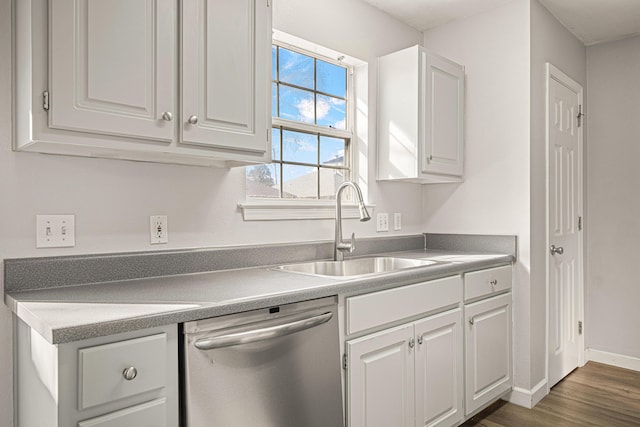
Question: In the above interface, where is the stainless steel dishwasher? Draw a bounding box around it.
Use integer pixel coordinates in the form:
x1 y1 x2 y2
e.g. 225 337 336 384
182 296 344 427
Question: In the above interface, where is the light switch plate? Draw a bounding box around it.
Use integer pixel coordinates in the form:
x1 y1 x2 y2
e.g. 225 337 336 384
394 213 402 230
36 214 75 248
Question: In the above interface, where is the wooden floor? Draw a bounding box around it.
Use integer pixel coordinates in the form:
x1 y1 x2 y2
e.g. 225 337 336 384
462 362 640 426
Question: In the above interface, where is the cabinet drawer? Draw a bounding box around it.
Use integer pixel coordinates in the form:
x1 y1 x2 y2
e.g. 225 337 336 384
78 333 167 410
346 275 462 335
464 265 512 301
78 398 166 427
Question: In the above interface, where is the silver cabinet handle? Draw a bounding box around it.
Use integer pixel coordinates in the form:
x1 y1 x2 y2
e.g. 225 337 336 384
122 366 137 381
417 335 424 345
550 245 564 255
187 115 198 125
469 318 475 326
490 279 498 286
161 111 173 121
194 311 333 350
408 338 415 348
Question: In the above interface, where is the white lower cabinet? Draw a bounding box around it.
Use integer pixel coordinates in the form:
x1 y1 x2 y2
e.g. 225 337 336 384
15 321 178 427
346 287 464 427
463 266 513 416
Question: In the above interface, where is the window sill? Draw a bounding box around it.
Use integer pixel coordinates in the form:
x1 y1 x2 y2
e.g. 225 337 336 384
238 199 375 221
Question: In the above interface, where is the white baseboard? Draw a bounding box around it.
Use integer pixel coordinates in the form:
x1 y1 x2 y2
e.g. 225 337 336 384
586 348 640 372
507 379 547 409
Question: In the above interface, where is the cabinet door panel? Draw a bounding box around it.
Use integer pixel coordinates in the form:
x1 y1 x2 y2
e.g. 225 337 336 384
49 0 176 141
464 293 512 415
181 0 270 155
78 398 166 427
422 51 464 177
414 309 463 427
347 324 414 427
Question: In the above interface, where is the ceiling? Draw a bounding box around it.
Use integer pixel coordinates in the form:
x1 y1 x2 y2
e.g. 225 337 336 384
361 0 640 46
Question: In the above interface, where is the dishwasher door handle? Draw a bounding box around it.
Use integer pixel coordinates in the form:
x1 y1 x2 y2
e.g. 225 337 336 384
194 311 333 350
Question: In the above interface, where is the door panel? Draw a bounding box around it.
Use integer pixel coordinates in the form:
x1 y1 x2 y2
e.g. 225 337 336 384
347 324 414 427
548 67 582 388
49 0 176 141
181 0 270 154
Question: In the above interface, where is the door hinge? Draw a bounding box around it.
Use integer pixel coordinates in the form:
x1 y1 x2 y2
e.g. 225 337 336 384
342 353 347 370
578 216 582 231
577 105 584 128
43 90 50 111
578 320 583 335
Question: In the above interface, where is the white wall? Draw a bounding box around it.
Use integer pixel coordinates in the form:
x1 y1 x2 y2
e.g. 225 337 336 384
0 1 422 425
530 0 586 391
586 35 640 360
422 0 533 391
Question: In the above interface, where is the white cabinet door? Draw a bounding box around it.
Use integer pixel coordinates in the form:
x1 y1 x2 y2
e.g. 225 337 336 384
421 51 464 177
464 293 512 415
414 309 463 427
49 0 176 142
347 323 415 427
181 0 271 158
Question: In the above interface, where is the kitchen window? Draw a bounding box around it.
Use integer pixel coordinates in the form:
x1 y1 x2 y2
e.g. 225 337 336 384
247 42 352 200
240 32 369 220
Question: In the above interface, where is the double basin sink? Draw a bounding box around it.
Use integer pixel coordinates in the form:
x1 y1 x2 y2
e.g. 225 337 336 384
273 256 444 279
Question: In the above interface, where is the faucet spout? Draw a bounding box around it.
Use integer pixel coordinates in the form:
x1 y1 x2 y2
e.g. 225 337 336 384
335 181 370 261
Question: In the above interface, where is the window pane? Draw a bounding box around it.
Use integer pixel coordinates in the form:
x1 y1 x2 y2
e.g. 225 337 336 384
320 168 347 199
282 130 318 164
279 85 314 124
282 165 317 199
271 128 281 160
317 60 346 98
272 45 277 80
272 82 278 118
278 48 314 90
246 163 280 198
316 95 346 129
320 136 345 166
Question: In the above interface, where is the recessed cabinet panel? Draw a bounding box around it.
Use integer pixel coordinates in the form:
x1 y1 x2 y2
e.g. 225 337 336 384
181 0 270 155
78 398 166 427
347 324 414 427
415 309 463 427
49 0 176 141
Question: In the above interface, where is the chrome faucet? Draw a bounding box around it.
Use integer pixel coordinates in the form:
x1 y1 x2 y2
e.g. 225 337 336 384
334 181 371 261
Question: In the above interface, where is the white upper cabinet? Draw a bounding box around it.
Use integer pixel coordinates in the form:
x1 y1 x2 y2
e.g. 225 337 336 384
49 0 176 142
181 0 270 156
14 0 271 167
377 45 464 183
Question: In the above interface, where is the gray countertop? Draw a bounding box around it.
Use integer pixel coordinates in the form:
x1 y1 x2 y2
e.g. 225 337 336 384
5 248 513 344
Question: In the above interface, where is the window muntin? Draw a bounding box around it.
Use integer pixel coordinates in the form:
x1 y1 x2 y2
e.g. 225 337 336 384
247 43 352 200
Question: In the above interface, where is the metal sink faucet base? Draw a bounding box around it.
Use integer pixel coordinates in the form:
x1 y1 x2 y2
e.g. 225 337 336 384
334 181 371 261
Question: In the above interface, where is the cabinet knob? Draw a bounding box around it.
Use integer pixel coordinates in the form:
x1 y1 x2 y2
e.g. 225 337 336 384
408 338 415 348
469 318 475 326
490 279 498 286
122 366 138 381
550 245 564 255
417 335 424 345
187 115 198 125
161 112 173 122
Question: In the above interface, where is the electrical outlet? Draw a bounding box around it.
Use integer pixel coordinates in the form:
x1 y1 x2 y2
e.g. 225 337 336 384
150 215 168 244
376 213 389 232
394 213 402 231
36 214 75 248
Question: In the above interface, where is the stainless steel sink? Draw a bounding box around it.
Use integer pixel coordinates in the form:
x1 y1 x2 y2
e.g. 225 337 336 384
273 256 441 278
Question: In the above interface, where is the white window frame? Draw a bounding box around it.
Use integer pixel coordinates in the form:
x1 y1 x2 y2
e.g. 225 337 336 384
239 31 372 221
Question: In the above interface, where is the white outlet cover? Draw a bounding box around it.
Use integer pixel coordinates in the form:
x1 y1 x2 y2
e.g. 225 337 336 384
36 214 75 248
376 213 389 232
150 215 168 244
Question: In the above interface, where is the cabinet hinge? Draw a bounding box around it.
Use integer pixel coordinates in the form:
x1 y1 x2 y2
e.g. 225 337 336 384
342 353 347 370
578 216 582 231
577 105 583 128
43 90 50 111
578 320 583 335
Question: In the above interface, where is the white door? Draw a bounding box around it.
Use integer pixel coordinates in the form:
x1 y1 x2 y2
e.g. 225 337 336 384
464 293 512 416
547 64 584 388
421 51 464 177
49 0 176 141
414 309 463 427
181 0 270 156
347 324 415 427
